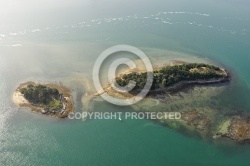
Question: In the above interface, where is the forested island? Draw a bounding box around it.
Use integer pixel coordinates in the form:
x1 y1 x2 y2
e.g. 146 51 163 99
97 62 250 143
13 82 73 118
20 84 63 110
115 63 229 93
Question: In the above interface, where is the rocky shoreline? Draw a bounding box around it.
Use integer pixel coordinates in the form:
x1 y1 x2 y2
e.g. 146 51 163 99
13 81 74 118
142 75 230 95
95 62 250 143
178 109 250 143
101 63 230 98
215 116 250 143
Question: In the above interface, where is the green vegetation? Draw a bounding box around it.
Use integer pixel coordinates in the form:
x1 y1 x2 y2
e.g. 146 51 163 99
48 100 63 110
115 63 226 90
20 84 63 110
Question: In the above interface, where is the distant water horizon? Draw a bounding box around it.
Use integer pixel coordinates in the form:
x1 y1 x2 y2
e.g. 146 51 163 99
1 0 250 165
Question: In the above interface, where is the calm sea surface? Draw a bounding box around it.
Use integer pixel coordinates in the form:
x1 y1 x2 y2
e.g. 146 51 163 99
1 0 250 165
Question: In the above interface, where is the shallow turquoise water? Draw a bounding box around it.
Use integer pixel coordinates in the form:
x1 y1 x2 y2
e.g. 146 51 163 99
1 0 250 165
2 103 250 166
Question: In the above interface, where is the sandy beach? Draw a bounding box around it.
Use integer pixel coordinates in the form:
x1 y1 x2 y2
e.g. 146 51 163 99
13 81 74 118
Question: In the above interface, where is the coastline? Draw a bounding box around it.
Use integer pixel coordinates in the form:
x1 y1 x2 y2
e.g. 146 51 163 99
13 81 74 118
98 62 230 98
144 75 230 95
91 61 250 143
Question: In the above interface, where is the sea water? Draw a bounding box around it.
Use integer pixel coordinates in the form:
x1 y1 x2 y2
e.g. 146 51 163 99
0 0 250 165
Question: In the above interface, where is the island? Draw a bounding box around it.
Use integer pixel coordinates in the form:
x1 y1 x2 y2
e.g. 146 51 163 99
95 61 250 143
100 62 230 99
13 82 73 118
115 62 229 92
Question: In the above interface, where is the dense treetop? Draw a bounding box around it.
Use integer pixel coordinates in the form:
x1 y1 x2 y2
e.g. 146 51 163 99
20 84 62 110
115 63 226 91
